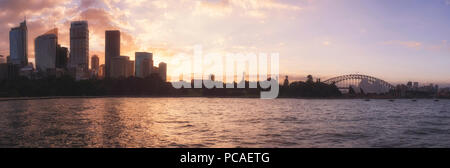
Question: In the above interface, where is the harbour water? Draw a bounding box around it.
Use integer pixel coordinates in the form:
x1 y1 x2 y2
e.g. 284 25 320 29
0 98 449 147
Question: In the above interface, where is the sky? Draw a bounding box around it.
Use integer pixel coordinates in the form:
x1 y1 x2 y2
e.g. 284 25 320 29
0 0 450 86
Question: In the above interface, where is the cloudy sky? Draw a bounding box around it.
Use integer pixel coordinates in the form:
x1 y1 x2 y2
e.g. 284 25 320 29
1 0 450 85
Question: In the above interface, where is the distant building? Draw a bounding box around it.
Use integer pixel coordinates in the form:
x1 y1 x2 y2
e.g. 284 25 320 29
135 52 153 78
352 78 390 94
90 55 100 78
407 81 412 89
283 75 289 88
413 82 419 89
69 21 89 73
19 64 34 79
159 62 167 82
98 64 105 78
35 29 58 72
439 87 450 98
152 66 159 76
128 60 135 77
91 55 99 71
111 56 134 78
9 20 28 66
0 63 7 80
0 63 20 81
56 45 68 69
105 30 120 78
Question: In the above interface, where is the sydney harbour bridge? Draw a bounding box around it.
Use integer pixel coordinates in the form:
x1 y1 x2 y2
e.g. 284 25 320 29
323 74 395 93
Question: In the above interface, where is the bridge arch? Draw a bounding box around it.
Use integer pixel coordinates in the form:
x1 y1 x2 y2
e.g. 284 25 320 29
323 74 395 91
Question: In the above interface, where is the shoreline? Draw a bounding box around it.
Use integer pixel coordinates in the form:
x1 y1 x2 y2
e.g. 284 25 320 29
0 95 446 101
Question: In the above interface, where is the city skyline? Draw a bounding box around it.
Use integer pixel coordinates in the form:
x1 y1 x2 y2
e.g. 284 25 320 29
1 0 450 86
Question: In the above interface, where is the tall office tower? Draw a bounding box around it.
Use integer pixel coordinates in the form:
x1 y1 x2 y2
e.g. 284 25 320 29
135 52 153 78
56 45 68 69
91 55 99 71
35 29 58 71
105 30 120 78
69 21 89 71
159 62 167 82
9 20 28 66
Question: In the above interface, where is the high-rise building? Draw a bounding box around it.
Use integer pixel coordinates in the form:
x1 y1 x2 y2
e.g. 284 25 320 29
111 56 133 78
91 55 99 71
135 52 153 78
105 30 120 78
9 20 28 66
35 29 58 71
91 55 100 78
56 45 68 69
69 21 89 72
142 58 151 78
159 62 167 82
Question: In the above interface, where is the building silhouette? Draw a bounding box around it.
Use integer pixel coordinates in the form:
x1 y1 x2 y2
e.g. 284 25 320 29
159 62 167 82
0 63 19 81
98 64 105 78
56 45 68 69
9 20 28 66
283 75 289 88
135 52 153 78
91 55 99 71
111 56 134 78
105 30 120 78
35 29 58 72
128 60 135 77
69 21 89 80
91 55 99 77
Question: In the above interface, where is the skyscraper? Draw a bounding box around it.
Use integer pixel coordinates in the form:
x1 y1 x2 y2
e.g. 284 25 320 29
159 62 167 82
91 55 99 71
69 21 89 72
56 45 68 69
135 52 153 78
9 20 28 66
105 30 120 78
35 29 58 71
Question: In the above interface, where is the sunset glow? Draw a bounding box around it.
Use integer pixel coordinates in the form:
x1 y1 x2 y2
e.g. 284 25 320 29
1 0 450 85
